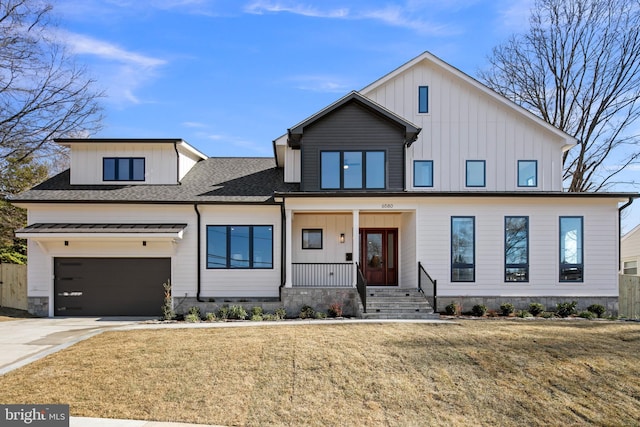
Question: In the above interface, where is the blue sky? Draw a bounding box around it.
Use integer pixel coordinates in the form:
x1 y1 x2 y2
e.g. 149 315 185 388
51 0 532 157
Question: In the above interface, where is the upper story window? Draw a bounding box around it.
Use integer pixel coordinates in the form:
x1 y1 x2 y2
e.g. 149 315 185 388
418 86 429 114
559 216 583 282
206 225 273 269
466 160 486 187
321 151 385 190
103 157 145 181
414 160 433 187
518 160 538 187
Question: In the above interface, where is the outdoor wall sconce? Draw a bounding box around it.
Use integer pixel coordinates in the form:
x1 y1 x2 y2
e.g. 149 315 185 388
339 233 345 243
142 241 147 246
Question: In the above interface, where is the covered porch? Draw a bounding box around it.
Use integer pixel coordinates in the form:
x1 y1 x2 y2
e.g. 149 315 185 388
283 209 417 289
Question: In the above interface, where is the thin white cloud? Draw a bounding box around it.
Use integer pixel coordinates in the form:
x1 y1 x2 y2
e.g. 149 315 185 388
287 75 352 93
51 29 167 106
59 31 167 69
497 0 534 33
245 1 349 18
244 1 459 36
182 121 209 128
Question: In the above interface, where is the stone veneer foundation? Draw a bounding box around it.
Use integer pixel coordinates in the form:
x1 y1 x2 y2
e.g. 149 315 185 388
27 297 49 317
437 296 618 316
174 288 360 318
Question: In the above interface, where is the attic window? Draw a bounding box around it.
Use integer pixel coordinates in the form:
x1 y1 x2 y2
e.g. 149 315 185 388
103 157 145 181
418 86 429 114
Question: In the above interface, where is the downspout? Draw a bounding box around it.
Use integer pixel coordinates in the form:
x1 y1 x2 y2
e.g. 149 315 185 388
174 142 181 184
280 199 286 293
194 203 203 302
619 197 635 271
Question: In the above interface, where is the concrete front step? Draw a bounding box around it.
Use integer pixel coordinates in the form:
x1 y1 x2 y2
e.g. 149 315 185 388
358 287 439 320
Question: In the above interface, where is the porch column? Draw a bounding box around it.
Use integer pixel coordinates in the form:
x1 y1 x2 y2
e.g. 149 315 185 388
352 209 360 287
284 209 293 287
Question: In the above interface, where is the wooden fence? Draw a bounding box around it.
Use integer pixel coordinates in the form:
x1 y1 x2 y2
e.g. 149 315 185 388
620 274 640 319
0 263 27 310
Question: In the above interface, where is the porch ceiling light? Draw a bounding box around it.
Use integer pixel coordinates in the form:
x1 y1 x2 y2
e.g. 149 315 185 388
340 233 345 243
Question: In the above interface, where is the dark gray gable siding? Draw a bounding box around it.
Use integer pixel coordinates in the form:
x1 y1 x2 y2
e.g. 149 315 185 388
300 102 406 191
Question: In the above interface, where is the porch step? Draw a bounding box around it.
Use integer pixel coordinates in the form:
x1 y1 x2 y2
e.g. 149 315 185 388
358 288 440 320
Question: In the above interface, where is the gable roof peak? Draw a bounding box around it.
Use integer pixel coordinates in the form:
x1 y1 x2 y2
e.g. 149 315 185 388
286 91 421 148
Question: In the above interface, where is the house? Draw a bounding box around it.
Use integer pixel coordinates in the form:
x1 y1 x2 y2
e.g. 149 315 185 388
13 52 636 318
621 224 640 275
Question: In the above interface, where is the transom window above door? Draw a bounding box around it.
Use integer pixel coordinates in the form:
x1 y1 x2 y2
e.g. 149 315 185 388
320 151 386 190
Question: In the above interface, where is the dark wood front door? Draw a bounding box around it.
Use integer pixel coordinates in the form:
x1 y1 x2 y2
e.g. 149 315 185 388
360 228 397 286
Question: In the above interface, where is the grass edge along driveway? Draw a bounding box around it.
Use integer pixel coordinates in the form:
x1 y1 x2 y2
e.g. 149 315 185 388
0 320 639 426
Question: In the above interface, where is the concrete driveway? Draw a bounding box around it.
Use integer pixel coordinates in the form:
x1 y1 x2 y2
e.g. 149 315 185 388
0 317 146 375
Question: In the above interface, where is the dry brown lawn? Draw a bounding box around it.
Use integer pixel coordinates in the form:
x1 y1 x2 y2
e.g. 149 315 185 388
0 320 639 426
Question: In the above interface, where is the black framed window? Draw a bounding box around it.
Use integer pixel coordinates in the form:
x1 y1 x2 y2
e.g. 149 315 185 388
103 157 145 181
451 216 475 282
414 160 433 187
418 86 429 114
505 216 529 282
302 229 323 249
320 151 385 190
466 160 486 187
518 160 538 187
206 225 273 269
559 216 583 282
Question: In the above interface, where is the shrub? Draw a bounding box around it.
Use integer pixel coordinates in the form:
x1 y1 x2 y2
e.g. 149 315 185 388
184 313 200 323
517 310 532 318
262 313 277 321
188 306 201 317
541 311 555 319
314 311 327 319
299 305 315 319
500 303 515 316
578 310 596 319
228 305 248 320
328 302 343 318
556 301 577 318
471 304 487 317
444 302 459 315
250 314 263 321
205 312 217 322
587 304 606 318
160 280 175 321
274 307 287 320
528 303 545 317
251 306 263 317
217 305 230 320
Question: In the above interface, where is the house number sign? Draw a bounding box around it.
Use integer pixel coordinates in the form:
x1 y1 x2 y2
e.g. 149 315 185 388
381 204 394 209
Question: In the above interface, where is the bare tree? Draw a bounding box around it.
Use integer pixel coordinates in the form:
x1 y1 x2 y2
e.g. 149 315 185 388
0 0 103 163
479 0 640 192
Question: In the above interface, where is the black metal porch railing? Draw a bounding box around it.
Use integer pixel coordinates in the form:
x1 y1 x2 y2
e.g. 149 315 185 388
292 262 353 287
418 261 437 312
356 262 367 313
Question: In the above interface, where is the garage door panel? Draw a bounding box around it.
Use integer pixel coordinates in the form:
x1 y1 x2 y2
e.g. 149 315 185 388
54 258 170 316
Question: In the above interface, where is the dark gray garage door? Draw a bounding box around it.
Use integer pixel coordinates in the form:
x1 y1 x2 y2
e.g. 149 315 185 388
54 258 171 316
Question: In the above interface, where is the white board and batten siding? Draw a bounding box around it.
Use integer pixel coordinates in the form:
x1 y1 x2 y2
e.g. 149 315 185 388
416 197 620 297
23 204 197 304
361 59 568 193
68 143 180 185
198 205 282 298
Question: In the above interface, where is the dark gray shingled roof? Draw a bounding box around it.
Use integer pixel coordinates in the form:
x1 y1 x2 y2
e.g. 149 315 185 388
12 157 300 204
